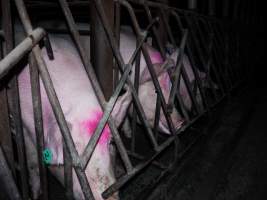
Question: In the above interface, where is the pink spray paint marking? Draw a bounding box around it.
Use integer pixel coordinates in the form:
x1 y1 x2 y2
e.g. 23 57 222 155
81 110 111 146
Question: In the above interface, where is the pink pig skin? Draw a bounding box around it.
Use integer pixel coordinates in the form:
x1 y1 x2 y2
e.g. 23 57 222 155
17 24 189 199
18 35 118 200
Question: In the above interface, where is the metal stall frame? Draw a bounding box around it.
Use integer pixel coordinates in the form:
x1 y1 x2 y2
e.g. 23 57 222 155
0 0 246 199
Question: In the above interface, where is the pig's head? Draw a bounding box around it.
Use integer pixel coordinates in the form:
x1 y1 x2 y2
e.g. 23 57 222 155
113 47 184 134
137 61 184 134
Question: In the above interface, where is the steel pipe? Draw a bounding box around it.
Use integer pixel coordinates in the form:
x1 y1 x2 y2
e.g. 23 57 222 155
0 146 22 200
0 28 46 80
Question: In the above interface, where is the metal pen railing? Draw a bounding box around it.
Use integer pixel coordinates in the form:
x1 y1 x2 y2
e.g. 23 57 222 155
0 0 248 199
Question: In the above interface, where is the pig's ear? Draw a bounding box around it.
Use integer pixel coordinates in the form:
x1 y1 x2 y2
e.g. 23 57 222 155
112 88 132 127
140 58 175 84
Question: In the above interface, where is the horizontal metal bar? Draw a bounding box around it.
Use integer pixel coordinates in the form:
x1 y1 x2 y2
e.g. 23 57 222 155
0 28 46 80
102 137 175 199
127 151 167 170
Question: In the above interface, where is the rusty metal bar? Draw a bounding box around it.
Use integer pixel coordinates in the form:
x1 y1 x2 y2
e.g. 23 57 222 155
91 0 164 149
0 146 22 200
29 53 48 200
14 0 94 199
142 2 166 58
58 0 149 174
167 30 188 111
63 142 73 199
131 37 142 153
170 11 208 111
2 0 30 198
118 0 177 134
81 23 158 171
0 28 45 79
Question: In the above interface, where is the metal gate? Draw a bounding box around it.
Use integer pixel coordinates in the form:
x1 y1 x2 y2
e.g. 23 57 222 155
0 0 249 199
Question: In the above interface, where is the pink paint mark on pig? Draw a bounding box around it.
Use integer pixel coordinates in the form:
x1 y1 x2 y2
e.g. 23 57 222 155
81 110 111 145
150 52 163 64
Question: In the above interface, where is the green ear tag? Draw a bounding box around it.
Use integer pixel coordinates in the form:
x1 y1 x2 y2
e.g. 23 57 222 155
43 149 52 165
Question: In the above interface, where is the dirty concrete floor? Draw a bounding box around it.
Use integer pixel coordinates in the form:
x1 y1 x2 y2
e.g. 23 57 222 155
147 80 267 200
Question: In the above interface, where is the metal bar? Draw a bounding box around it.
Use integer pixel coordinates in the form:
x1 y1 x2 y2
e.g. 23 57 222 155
135 2 190 121
81 27 155 171
0 28 46 79
127 151 167 170
92 0 162 148
90 0 114 99
0 5 15 179
63 142 73 199
118 0 177 134
0 146 22 200
188 0 197 10
0 30 4 39
153 95 161 140
58 0 138 174
159 8 176 47
208 0 216 16
131 39 142 153
14 1 94 199
223 0 229 17
102 136 175 199
143 2 166 58
167 30 188 111
170 11 208 111
29 53 48 200
2 1 30 198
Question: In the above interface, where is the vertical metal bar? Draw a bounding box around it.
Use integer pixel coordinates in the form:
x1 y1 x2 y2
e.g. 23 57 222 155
222 0 229 17
119 0 176 134
0 89 15 172
208 0 216 16
29 53 48 200
0 146 22 200
92 0 163 144
153 95 161 140
0 6 15 173
114 1 121 87
170 11 208 111
143 3 166 58
131 40 141 153
63 142 73 199
233 0 241 20
58 0 134 172
188 0 197 10
14 0 95 199
90 0 114 99
2 0 30 198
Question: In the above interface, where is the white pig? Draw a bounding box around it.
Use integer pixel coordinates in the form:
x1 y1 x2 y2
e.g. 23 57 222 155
17 25 184 200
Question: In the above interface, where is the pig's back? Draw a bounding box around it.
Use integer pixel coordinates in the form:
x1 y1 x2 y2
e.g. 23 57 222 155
18 34 99 147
